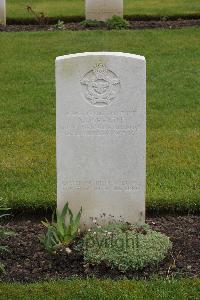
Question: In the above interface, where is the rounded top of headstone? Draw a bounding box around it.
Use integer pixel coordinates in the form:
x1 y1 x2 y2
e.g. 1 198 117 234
56 52 145 62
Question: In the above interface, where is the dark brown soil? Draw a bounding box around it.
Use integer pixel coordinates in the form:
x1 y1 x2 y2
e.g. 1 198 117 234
0 216 199 283
0 19 200 32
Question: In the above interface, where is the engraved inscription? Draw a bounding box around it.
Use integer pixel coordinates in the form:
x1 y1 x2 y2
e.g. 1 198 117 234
62 179 142 192
80 63 120 107
65 111 139 136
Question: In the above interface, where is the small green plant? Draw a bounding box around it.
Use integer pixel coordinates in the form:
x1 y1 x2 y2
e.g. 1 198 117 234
0 204 15 273
54 20 65 30
83 222 172 272
106 15 129 30
40 203 82 253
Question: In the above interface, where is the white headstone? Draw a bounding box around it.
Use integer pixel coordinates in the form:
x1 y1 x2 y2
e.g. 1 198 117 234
0 0 6 25
85 0 123 21
56 52 146 229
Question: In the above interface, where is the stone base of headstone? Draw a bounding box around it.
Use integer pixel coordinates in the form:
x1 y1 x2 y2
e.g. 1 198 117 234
85 0 123 21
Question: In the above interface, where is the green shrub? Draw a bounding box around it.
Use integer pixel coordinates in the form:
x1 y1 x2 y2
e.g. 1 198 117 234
83 223 172 272
40 202 82 253
106 16 129 29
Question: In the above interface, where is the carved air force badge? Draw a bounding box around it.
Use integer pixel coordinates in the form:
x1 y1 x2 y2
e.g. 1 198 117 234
80 63 120 107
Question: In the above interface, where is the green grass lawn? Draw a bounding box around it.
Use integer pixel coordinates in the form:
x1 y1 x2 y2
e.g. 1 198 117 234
0 278 200 299
0 28 199 212
7 0 200 20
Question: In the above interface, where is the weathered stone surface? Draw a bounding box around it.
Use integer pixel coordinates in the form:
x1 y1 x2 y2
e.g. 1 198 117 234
0 0 6 25
56 52 146 229
85 0 123 21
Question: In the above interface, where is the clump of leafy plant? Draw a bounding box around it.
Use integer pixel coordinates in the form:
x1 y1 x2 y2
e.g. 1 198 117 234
80 19 104 28
40 203 82 253
83 222 172 272
54 20 65 30
0 205 15 273
106 15 129 30
26 5 49 25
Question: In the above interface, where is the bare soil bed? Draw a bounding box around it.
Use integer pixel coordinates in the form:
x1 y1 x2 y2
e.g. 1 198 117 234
0 215 199 283
0 19 200 32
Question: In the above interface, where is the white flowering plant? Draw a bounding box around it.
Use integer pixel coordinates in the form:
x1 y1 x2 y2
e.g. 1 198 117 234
83 222 172 272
